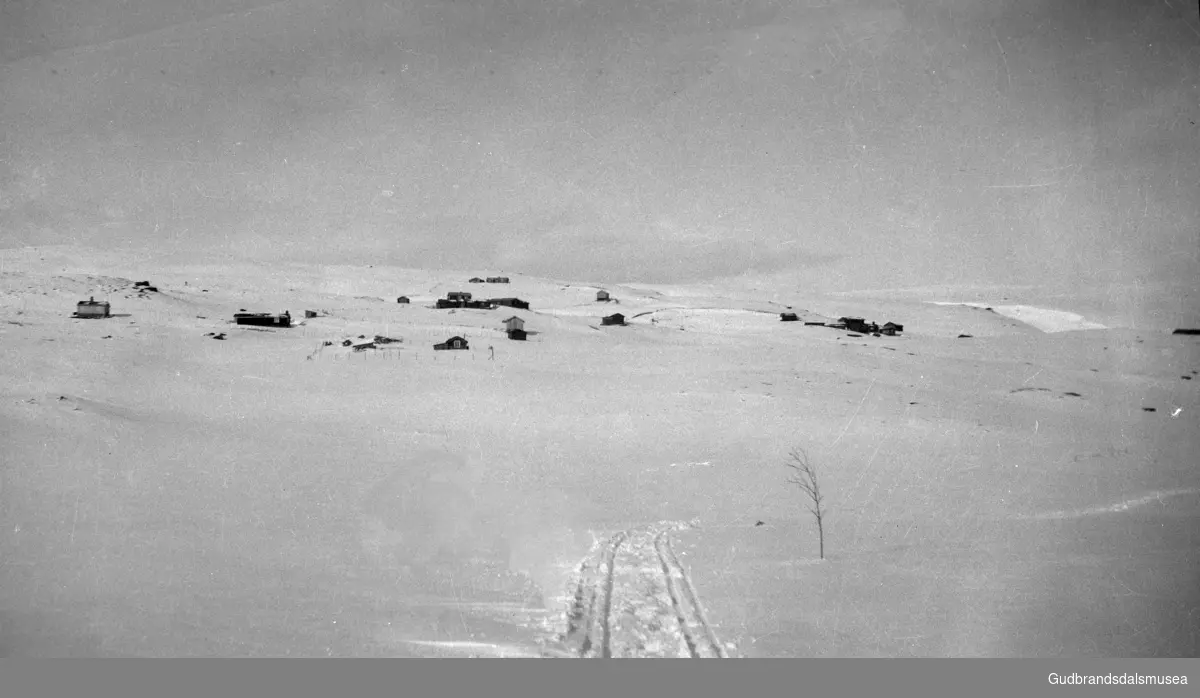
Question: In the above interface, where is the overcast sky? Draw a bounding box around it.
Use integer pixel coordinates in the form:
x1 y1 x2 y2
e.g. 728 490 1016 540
1 0 1197 293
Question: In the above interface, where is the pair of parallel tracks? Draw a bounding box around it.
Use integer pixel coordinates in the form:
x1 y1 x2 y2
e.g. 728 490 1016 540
550 523 729 658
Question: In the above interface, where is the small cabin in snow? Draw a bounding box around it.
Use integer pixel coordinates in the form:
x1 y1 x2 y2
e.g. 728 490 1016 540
486 276 510 284
234 311 291 328
838 316 874 333
596 290 610 302
881 322 904 336
780 312 799 322
469 277 485 283
503 316 525 333
601 313 626 326
75 297 111 319
433 336 469 351
396 296 410 304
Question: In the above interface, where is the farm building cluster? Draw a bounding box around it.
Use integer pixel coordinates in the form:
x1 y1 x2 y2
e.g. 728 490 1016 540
787 315 903 337
434 291 530 310
68 276 918 363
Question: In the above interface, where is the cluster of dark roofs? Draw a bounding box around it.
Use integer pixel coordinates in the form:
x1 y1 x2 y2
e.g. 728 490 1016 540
828 317 903 336
781 313 905 336
435 291 530 310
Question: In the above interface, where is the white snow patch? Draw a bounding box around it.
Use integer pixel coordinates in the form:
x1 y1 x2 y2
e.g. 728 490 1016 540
1014 488 1200 521
926 302 1107 333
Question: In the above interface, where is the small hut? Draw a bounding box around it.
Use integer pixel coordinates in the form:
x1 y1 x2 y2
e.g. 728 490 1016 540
780 312 799 322
881 321 904 336
507 328 527 341
304 310 319 318
487 276 510 284
75 297 111 319
433 336 469 350
503 316 525 333
596 290 610 302
601 313 626 326
396 296 410 304
469 277 485 283
234 311 291 327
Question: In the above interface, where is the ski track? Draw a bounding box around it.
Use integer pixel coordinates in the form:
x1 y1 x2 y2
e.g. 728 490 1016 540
545 522 732 658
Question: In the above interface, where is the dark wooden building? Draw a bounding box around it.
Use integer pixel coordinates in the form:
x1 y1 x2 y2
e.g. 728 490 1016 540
486 276 510 283
881 322 904 336
469 277 485 283
490 297 530 310
433 336 469 350
396 296 410 304
234 311 291 328
838 316 874 334
780 312 799 322
447 291 472 301
601 313 626 326
596 290 610 302
506 329 527 341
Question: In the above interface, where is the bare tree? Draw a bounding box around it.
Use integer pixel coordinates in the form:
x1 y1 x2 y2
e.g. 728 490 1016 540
784 448 825 559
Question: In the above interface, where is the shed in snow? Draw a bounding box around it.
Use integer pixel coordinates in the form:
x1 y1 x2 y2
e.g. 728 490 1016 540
234 311 291 328
839 316 874 333
780 312 799 322
881 321 904 336
503 316 525 333
433 336 469 350
469 277 485 283
487 276 510 284
596 290 610 302
507 329 527 341
75 297 111 319
396 296 410 304
601 313 626 326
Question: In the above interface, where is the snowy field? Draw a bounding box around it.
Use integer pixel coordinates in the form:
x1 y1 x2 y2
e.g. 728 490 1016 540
1 246 1196 657
2 0 1197 659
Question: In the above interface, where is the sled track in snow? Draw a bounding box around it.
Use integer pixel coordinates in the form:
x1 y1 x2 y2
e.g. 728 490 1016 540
547 523 731 658
653 530 726 658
